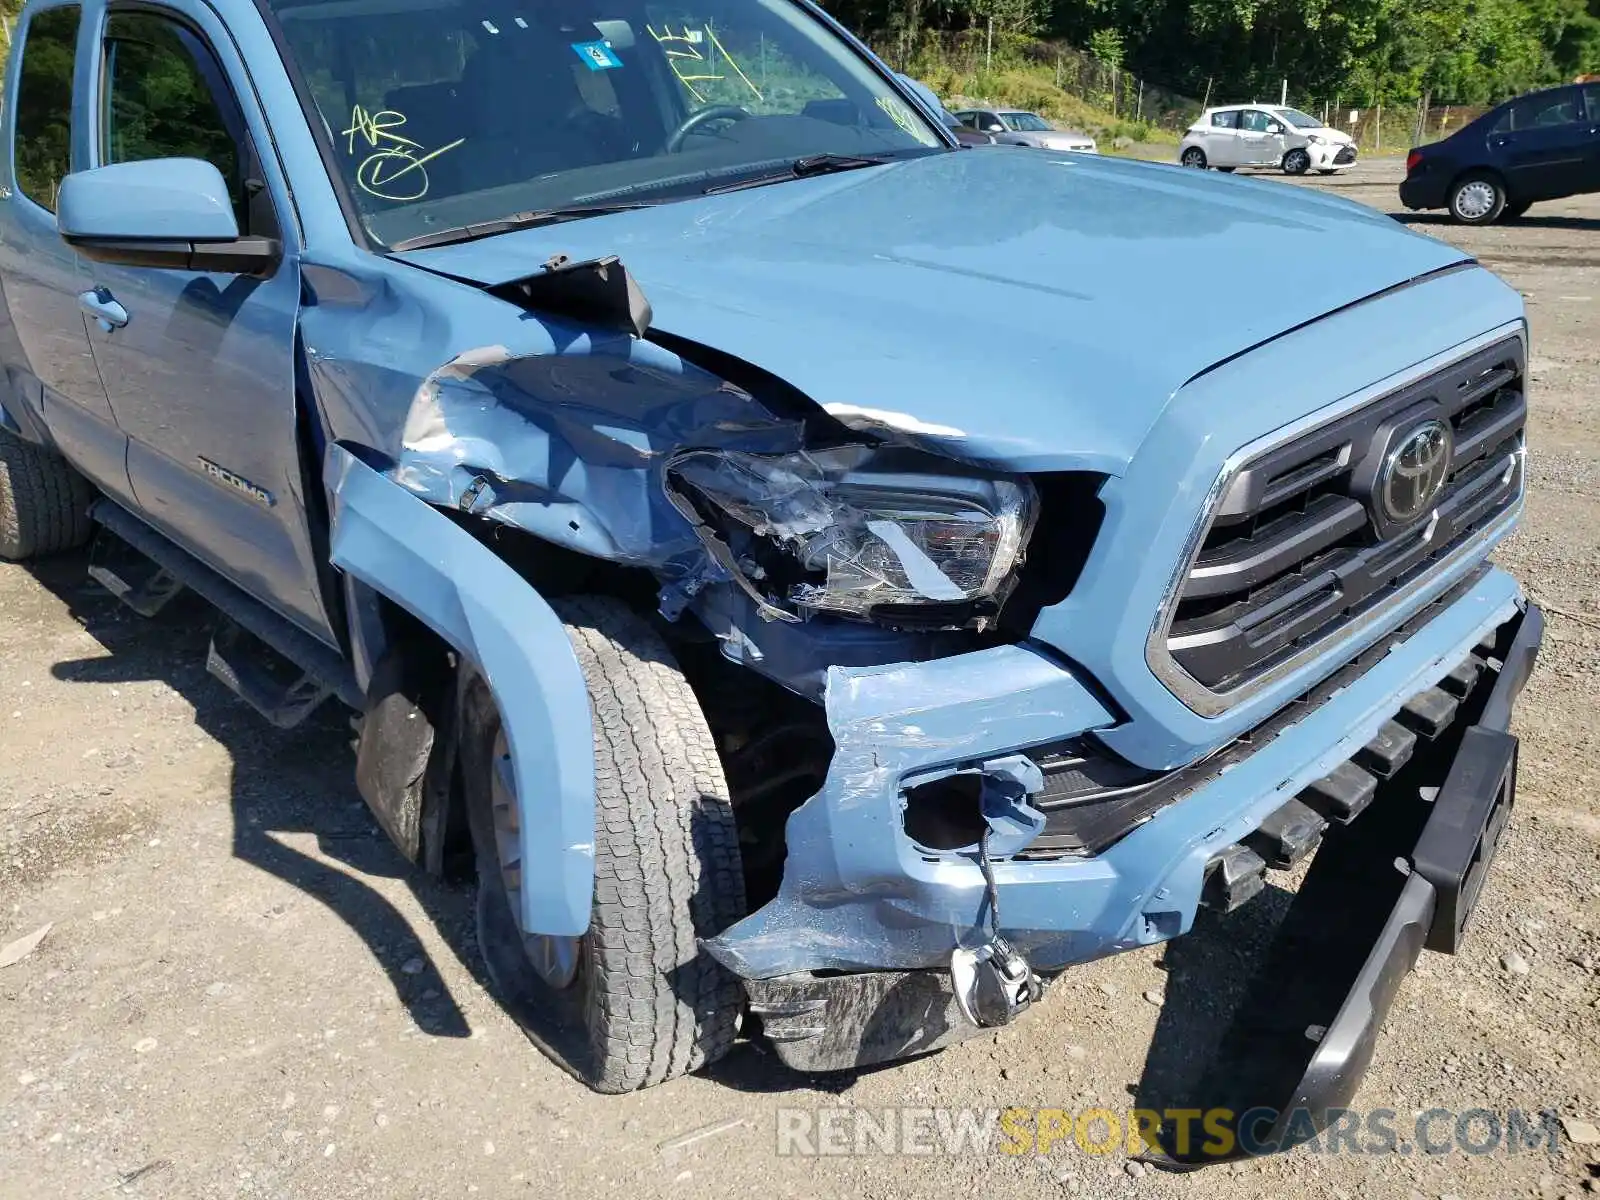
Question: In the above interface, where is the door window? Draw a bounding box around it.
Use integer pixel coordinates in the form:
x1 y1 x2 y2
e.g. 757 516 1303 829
1492 90 1580 133
1582 85 1600 123
13 5 81 212
1209 110 1239 129
1239 109 1276 133
100 13 254 229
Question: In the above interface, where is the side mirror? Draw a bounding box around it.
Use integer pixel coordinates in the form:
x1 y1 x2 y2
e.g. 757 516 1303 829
57 158 279 276
1268 122 1285 135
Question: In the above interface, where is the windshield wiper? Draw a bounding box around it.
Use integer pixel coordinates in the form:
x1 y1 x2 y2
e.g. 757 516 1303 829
389 202 661 252
703 153 894 195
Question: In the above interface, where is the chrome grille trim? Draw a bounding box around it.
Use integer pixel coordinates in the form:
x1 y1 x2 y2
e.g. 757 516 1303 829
1146 321 1527 718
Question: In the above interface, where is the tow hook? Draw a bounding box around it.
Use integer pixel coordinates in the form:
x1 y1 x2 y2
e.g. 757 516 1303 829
952 759 1045 1028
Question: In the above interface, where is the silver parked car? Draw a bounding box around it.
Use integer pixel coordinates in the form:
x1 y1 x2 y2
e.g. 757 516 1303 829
954 108 1098 152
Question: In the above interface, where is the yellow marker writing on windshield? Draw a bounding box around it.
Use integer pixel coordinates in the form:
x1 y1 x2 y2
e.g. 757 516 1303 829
341 105 464 202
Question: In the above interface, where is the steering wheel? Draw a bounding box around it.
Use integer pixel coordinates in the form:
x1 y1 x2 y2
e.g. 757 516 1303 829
665 105 750 153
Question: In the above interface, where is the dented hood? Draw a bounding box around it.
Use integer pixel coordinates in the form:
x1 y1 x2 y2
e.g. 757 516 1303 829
396 149 1470 473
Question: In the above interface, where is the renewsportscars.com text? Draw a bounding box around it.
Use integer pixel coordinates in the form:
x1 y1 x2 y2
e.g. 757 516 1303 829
775 1106 1564 1159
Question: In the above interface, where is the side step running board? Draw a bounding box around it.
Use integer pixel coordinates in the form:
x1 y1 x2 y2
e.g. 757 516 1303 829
90 500 363 724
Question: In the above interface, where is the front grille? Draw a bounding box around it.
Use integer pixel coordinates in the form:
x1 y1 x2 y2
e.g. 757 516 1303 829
1334 145 1357 165
1156 336 1524 703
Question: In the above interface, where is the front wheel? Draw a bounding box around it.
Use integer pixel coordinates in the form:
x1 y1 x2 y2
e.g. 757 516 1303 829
1282 148 1311 175
1449 173 1506 225
463 596 746 1092
1180 146 1207 169
0 426 93 561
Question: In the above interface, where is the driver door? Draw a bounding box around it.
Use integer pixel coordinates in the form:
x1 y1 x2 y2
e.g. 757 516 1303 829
79 2 335 643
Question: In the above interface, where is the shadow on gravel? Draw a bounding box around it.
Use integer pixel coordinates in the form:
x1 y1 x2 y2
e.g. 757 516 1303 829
1393 212 1600 234
1129 883 1299 1119
31 551 481 1039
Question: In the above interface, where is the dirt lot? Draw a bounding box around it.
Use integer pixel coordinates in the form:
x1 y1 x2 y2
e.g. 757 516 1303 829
2 158 1598 1200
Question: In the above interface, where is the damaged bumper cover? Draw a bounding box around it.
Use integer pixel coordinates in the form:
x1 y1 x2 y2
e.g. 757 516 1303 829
722 577 1541 1097
705 565 1533 981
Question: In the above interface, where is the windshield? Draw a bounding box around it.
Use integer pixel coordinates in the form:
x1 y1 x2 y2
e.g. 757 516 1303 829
1273 107 1322 129
265 0 946 247
1000 111 1051 132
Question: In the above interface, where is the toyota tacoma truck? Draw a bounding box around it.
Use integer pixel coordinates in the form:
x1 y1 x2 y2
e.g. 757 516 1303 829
0 0 1540 1160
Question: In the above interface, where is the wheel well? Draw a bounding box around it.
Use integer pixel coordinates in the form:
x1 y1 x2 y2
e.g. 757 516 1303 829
381 518 669 878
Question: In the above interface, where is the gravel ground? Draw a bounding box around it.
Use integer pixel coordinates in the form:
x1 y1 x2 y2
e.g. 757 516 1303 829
2 158 1597 1200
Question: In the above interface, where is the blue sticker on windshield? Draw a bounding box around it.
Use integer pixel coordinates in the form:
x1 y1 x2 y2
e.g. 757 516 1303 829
572 40 622 70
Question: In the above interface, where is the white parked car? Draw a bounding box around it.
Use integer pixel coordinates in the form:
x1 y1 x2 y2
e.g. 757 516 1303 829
953 108 1098 153
1178 104 1357 175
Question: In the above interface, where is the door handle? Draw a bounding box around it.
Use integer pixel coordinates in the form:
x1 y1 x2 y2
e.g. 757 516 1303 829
78 287 129 331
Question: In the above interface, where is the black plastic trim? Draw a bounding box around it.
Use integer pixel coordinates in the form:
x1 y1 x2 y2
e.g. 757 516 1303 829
1143 602 1541 1169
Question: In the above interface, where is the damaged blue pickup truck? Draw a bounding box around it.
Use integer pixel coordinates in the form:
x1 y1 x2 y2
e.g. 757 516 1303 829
0 0 1541 1158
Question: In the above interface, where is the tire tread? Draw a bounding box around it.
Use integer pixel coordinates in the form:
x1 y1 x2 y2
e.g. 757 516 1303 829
0 427 93 561
547 596 744 1091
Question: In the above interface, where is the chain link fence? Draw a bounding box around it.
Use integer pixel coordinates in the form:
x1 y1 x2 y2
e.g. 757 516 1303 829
1303 101 1491 153
867 29 1203 138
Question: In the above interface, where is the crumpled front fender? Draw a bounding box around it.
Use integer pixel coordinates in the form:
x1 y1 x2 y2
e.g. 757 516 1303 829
325 444 595 937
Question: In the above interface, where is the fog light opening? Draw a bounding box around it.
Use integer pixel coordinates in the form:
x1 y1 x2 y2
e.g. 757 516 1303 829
903 773 986 850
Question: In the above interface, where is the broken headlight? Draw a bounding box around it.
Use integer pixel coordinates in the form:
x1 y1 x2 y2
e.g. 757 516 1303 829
669 446 1037 627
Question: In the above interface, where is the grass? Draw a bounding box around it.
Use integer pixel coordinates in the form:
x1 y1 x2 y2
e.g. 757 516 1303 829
897 56 1183 147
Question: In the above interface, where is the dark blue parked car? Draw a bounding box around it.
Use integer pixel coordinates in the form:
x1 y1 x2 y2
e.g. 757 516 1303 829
0 0 1545 1154
1401 82 1600 223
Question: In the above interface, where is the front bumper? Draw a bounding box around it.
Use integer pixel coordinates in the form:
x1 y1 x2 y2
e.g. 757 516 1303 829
706 566 1529 985
1311 141 1357 168
1147 598 1542 1164
735 593 1541 1093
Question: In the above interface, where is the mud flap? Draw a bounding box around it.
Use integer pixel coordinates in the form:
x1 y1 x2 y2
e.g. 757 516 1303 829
1144 603 1541 1166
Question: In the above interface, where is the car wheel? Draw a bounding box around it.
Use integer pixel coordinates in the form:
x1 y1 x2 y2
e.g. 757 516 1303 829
1216 166 1236 173
0 426 93 561
1448 173 1506 225
1499 201 1532 222
1180 147 1207 169
1282 148 1311 175
462 595 746 1093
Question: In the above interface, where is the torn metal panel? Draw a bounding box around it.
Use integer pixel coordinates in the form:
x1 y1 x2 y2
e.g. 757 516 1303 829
703 644 1118 979
298 256 801 585
386 337 802 572
325 444 596 937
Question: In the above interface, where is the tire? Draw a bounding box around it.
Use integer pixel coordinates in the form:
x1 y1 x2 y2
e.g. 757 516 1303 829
1499 201 1532 222
1180 146 1207 169
1217 166 1237 173
1448 172 1506 225
0 426 93 561
462 595 746 1093
1282 148 1311 176
1317 168 1338 175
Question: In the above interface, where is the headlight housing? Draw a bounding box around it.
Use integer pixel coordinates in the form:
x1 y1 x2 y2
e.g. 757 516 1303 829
668 445 1037 628
1306 133 1325 145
